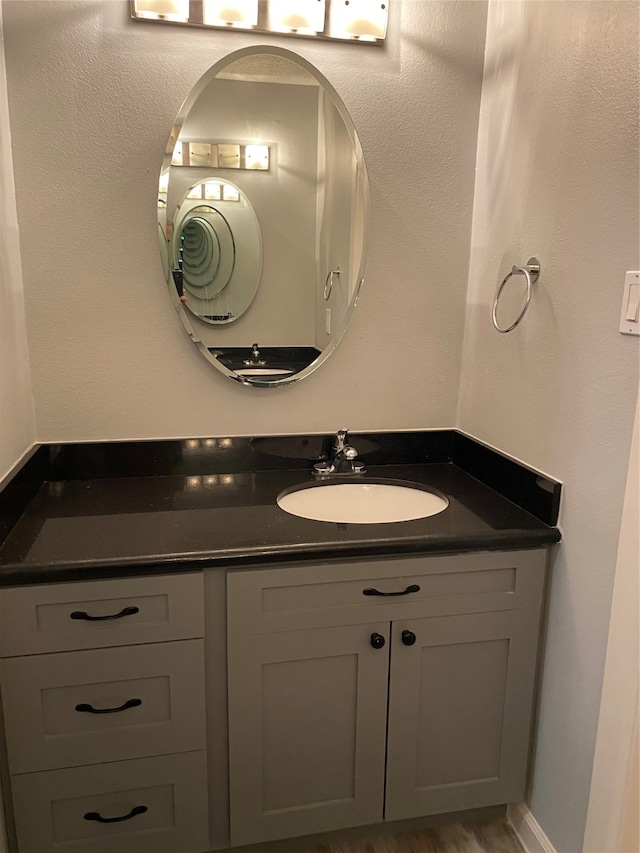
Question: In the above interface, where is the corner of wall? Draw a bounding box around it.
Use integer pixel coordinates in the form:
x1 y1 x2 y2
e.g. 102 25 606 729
0 1 37 481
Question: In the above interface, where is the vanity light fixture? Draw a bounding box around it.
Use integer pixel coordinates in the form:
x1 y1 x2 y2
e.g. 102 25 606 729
131 0 388 42
202 0 258 28
268 0 327 35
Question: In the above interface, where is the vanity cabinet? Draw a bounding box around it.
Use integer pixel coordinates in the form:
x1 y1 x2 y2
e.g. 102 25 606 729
0 573 210 853
227 549 547 846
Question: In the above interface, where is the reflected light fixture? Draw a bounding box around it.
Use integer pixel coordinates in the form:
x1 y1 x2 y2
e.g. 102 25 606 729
188 142 211 167
203 0 258 27
245 144 269 170
329 0 388 41
222 184 240 201
268 0 326 34
204 181 222 200
134 0 189 20
172 141 270 171
171 140 184 166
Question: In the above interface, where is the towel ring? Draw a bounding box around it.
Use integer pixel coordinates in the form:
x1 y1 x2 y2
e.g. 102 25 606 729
324 268 340 301
492 257 540 333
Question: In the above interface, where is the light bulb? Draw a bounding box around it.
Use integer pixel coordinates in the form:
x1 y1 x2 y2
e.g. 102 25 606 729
268 0 326 34
329 0 388 41
203 0 258 27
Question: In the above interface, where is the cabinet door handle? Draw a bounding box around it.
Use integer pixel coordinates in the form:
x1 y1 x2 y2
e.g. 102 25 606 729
69 606 140 622
362 584 420 597
75 698 142 715
370 632 386 649
401 630 417 646
84 805 148 824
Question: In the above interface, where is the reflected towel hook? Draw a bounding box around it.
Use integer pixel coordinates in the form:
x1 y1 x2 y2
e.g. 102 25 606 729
324 267 340 301
492 257 540 333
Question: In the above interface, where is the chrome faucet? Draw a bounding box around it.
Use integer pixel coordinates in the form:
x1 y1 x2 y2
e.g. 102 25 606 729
313 428 366 477
243 343 266 366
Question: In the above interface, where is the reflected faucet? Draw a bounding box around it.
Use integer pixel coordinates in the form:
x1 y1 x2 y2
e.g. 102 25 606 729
243 343 266 366
313 428 366 477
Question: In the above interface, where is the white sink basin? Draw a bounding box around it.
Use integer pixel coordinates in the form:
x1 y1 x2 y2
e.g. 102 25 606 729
236 368 294 376
277 481 449 524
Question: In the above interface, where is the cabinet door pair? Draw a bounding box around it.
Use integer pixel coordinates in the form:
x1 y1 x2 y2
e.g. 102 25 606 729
228 609 539 846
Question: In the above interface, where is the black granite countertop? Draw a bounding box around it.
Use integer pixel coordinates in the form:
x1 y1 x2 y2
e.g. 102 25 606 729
0 459 561 587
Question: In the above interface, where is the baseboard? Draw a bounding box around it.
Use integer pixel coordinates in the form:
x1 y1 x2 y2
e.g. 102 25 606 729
507 803 558 853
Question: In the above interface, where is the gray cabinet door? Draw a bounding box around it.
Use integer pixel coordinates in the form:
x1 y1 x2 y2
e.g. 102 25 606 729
385 608 540 821
228 623 390 846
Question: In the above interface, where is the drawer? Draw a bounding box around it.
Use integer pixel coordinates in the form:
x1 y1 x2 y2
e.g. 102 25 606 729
227 550 547 635
10 750 209 853
0 572 204 656
2 640 206 773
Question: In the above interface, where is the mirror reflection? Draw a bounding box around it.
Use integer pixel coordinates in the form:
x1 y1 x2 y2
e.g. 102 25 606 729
159 46 369 385
172 179 262 324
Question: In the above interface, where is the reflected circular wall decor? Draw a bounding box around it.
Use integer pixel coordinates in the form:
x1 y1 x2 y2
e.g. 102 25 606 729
158 45 370 386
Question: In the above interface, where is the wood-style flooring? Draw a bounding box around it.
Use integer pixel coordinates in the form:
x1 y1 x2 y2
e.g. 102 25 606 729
295 818 525 853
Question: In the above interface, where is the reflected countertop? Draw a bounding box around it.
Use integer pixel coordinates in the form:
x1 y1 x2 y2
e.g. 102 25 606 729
0 463 561 587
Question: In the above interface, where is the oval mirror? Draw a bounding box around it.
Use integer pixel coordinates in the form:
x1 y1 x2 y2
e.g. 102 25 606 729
158 46 370 386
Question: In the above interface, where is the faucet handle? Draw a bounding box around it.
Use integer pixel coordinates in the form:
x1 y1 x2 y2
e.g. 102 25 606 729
334 428 349 451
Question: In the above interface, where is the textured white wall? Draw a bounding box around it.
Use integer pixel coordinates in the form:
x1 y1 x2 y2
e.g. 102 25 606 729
458 3 639 851
0 1 35 483
3 0 487 441
0 9 28 852
583 394 639 853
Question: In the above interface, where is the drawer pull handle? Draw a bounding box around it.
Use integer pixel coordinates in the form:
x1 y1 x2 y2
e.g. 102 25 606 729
75 698 142 715
401 629 417 646
69 606 140 622
84 805 148 824
362 584 420 597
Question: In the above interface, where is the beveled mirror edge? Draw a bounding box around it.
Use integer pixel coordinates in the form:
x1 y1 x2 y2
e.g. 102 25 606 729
159 44 371 388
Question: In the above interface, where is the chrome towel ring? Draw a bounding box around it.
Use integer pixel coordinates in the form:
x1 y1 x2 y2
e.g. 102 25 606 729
492 257 540 333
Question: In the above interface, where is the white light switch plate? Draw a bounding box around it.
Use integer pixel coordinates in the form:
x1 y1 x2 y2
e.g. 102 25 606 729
620 271 640 336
